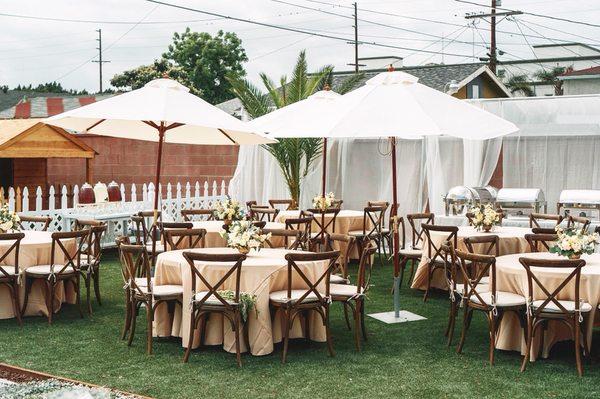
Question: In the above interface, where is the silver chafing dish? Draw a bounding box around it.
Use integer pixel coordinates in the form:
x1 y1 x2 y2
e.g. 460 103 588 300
557 190 600 220
443 186 497 216
495 188 546 217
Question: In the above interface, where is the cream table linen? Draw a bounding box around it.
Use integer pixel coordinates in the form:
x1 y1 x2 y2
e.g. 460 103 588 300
411 226 531 290
153 247 328 356
0 231 76 319
190 221 285 248
494 252 600 360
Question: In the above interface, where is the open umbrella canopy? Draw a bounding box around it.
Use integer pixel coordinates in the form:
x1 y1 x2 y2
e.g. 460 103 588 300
247 89 341 138
46 78 274 145
327 71 519 139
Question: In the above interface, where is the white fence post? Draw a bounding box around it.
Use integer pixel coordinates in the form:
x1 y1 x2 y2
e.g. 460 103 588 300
61 185 68 209
22 186 29 212
73 185 79 207
35 186 43 211
185 182 191 209
120 183 126 203
48 186 55 211
8 187 15 212
131 184 137 203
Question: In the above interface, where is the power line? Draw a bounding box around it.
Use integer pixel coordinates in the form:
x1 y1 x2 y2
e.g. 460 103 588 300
455 0 600 28
144 0 480 59
518 18 600 46
249 35 312 61
0 11 221 25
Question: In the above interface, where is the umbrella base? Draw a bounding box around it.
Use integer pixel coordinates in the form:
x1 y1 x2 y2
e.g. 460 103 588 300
368 310 426 324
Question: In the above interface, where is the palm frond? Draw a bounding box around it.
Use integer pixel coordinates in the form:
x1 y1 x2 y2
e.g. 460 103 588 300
305 65 333 98
334 72 365 94
260 73 285 109
287 50 308 103
226 75 270 118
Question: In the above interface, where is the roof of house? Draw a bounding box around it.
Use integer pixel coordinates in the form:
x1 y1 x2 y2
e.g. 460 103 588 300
560 66 600 78
0 94 112 119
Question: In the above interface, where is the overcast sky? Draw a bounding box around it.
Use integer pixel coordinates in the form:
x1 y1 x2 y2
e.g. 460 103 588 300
1 0 599 94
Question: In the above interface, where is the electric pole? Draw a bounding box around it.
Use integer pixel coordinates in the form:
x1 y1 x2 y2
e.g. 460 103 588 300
92 29 110 93
347 3 364 72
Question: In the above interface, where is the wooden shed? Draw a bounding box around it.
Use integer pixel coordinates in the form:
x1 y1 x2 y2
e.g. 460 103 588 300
0 119 97 193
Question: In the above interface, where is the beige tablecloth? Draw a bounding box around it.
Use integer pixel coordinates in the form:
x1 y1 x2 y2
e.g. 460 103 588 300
276 210 366 259
411 226 531 290
495 252 600 359
153 247 328 356
190 221 285 248
0 231 76 319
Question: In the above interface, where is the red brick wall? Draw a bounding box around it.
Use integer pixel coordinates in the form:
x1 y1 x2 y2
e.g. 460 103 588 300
47 135 239 189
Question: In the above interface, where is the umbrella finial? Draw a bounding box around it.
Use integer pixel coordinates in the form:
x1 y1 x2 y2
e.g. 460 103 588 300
323 83 331 91
162 72 169 78
387 64 395 72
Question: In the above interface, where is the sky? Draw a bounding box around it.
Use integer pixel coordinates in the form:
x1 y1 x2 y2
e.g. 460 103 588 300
1 0 599 94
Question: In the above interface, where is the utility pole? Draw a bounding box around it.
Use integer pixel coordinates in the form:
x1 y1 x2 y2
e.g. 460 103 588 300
465 0 522 75
347 2 364 72
92 29 110 93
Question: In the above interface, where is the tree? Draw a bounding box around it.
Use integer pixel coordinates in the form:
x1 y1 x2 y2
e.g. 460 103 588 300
505 74 534 97
534 66 572 96
228 50 364 205
11 82 88 95
111 29 247 104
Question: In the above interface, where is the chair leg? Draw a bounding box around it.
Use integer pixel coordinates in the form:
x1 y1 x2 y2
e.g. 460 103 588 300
354 300 361 351
574 318 583 377
423 264 432 302
10 284 22 326
324 306 335 358
342 302 352 331
183 310 197 363
488 313 497 366
21 277 33 315
146 303 153 355
520 315 533 373
121 295 132 340
360 299 368 342
303 311 311 341
446 300 458 346
93 266 102 306
85 275 93 315
47 281 55 325
280 308 290 364
75 276 84 319
127 300 138 347
234 312 242 367
456 307 472 354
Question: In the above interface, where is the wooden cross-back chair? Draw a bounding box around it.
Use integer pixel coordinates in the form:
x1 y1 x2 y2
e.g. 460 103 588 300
269 250 340 364
74 219 108 314
263 228 301 250
567 215 591 233
250 206 279 222
17 215 52 231
518 257 591 376
525 233 557 252
119 243 182 354
421 224 457 302
306 208 340 250
22 229 90 324
268 199 296 210
182 251 247 366
397 215 421 288
349 206 386 266
181 209 215 222
284 217 312 251
130 214 164 265
453 247 525 365
332 199 344 209
331 244 377 351
529 213 563 229
463 235 500 257
325 233 355 285
0 232 25 325
251 221 267 230
368 201 391 257
164 228 207 251
406 213 435 250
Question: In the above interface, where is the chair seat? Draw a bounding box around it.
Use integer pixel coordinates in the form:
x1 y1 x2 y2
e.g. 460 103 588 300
330 274 350 285
0 266 18 277
456 284 489 296
139 284 183 297
269 289 319 304
134 277 153 287
330 283 363 298
399 248 422 257
80 256 99 268
471 291 526 307
193 291 239 306
532 299 592 313
479 276 490 285
146 242 165 253
25 264 76 276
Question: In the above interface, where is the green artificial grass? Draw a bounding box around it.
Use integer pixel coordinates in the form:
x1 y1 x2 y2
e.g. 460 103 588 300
1 250 599 398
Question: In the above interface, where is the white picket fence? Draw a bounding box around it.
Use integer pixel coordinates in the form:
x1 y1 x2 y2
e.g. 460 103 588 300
1 180 229 246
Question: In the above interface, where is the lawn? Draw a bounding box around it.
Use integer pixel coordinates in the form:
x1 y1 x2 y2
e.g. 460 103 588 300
1 250 599 399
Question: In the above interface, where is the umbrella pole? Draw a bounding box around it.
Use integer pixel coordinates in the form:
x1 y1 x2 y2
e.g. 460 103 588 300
390 136 401 317
321 138 327 248
153 123 166 224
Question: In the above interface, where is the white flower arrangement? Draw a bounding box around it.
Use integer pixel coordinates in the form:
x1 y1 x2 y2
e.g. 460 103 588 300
0 204 19 232
550 227 599 258
213 197 245 222
219 220 271 253
469 204 500 231
312 192 336 211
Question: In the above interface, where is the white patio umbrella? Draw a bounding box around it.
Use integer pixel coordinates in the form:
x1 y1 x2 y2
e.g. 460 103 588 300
46 78 274 221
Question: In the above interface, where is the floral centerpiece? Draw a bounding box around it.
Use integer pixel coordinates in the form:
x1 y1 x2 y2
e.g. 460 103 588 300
312 192 336 211
468 204 500 232
213 197 245 225
550 227 599 259
219 220 271 254
0 204 19 233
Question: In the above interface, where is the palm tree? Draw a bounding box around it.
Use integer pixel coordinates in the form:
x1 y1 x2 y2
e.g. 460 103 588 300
228 50 363 206
534 66 571 96
505 74 534 97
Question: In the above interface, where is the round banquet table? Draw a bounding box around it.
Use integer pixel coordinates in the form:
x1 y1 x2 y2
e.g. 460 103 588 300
153 247 329 356
0 231 76 319
189 221 285 248
494 251 600 360
411 226 531 291
276 209 367 259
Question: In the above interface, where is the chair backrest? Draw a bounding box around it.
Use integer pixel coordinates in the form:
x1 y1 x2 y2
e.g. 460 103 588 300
332 199 343 209
268 199 296 210
181 209 215 222
368 201 390 227
118 244 152 296
525 233 557 252
263 228 301 250
130 215 158 245
422 224 458 262
406 213 435 249
306 208 340 241
250 206 279 222
454 248 497 306
164 228 206 251
182 251 246 310
530 213 563 229
18 215 52 231
567 215 591 233
50 230 90 276
283 250 339 305
0 232 25 278
356 244 377 295
360 206 386 238
251 221 267 229
158 221 193 231
75 219 107 261
519 257 586 315
532 227 557 235
325 233 355 278
463 235 499 257
245 201 257 211
284 217 312 250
